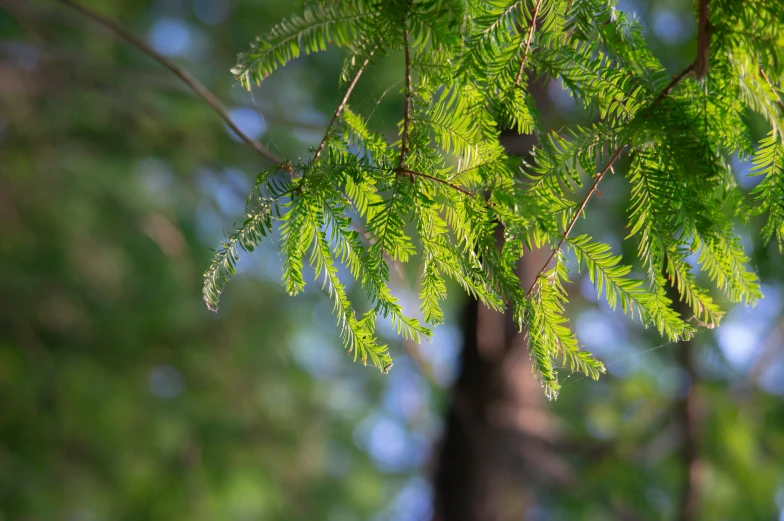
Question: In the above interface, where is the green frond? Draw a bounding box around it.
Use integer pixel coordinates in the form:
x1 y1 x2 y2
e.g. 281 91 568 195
366 177 417 268
412 88 503 170
320 194 430 342
234 1 379 89
527 255 605 400
733 54 784 139
568 234 693 340
414 190 504 315
209 0 784 392
304 198 392 370
522 123 620 217
203 193 279 312
280 192 311 296
459 0 529 84
341 107 394 167
626 148 761 309
419 257 447 325
344 168 385 221
534 42 647 123
203 169 290 311
750 130 784 251
663 252 724 328
644 275 696 341
692 205 762 306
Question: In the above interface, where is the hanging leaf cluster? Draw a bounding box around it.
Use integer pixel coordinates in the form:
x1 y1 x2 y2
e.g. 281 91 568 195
205 0 784 398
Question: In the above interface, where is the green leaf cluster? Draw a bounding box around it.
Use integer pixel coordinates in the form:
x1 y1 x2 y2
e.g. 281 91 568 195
206 0 784 397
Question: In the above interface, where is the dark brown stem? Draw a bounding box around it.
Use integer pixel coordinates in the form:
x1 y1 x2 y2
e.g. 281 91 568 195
400 169 474 197
694 0 711 80
526 63 694 297
651 63 695 108
55 0 286 168
312 50 375 164
514 0 544 86
398 17 413 171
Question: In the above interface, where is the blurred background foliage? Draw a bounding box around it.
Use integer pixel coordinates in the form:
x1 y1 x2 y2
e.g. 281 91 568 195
1 1 783 520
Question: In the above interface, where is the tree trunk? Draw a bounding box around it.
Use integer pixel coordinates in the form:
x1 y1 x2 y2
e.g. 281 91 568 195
675 337 702 521
432 248 573 521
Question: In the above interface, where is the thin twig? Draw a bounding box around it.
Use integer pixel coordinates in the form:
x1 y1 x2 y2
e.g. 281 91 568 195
55 0 285 168
55 0 436 385
651 63 695 108
397 14 413 171
312 50 375 163
527 63 695 296
515 0 544 86
400 168 475 197
526 144 625 296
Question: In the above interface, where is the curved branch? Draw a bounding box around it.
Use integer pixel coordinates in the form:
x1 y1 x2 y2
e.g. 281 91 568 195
527 63 695 296
398 12 413 171
527 144 625 296
514 0 544 86
56 0 285 167
651 63 696 108
312 49 375 163
400 168 475 197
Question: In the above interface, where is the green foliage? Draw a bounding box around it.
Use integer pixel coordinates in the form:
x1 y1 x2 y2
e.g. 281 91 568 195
208 0 784 395
568 234 693 341
232 0 381 89
751 130 784 251
203 168 286 310
526 254 605 400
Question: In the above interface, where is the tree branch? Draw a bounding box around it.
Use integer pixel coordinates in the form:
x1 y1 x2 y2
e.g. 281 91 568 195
55 0 286 168
527 63 694 297
693 0 711 80
400 169 475 197
514 0 544 86
651 63 696 108
312 50 375 163
526 144 625 296
398 13 413 172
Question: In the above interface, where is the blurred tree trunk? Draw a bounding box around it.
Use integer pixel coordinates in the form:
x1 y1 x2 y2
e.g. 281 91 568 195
669 290 703 521
432 244 573 521
675 331 702 521
430 76 576 519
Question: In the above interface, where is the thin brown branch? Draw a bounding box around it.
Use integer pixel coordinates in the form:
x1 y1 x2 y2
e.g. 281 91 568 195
312 50 375 163
651 63 695 108
526 144 625 296
398 15 413 171
526 63 695 297
55 0 286 168
55 0 439 387
760 68 784 114
400 169 475 197
514 0 544 86
693 0 711 80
